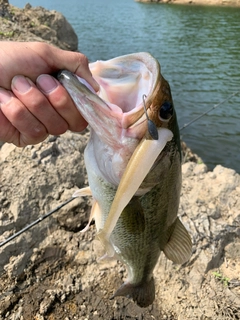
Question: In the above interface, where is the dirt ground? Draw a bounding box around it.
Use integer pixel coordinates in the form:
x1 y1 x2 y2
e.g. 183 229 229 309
0 132 239 320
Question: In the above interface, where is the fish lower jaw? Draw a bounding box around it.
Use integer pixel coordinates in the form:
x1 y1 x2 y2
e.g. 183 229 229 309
89 133 139 187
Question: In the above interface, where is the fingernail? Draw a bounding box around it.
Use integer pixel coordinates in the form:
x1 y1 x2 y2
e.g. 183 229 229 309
0 88 13 105
37 75 58 93
12 75 32 94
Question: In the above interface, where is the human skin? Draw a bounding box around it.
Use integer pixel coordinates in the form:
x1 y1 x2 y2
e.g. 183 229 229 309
0 42 99 147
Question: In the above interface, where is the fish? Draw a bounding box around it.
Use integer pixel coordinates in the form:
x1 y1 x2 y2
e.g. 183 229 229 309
57 52 192 308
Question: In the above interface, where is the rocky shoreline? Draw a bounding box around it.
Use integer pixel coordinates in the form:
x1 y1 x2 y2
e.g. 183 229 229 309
135 0 240 7
0 0 78 50
0 1 239 319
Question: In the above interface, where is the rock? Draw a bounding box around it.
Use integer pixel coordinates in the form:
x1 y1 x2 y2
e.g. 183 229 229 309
4 252 28 278
0 0 78 50
0 143 16 163
74 250 91 265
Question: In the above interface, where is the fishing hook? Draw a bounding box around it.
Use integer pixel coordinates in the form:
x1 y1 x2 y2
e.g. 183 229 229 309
142 94 159 140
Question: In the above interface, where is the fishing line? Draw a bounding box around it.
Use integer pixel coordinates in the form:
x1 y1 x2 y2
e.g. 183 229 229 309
1 89 239 248
179 89 240 131
0 197 75 248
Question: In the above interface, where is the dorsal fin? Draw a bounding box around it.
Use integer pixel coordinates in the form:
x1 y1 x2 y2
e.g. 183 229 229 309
163 217 192 264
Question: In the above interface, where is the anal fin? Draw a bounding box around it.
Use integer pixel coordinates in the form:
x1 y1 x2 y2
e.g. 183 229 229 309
163 217 192 264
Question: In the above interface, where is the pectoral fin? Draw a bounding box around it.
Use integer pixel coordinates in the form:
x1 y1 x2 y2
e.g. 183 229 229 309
97 128 173 256
72 186 92 197
163 217 192 264
80 200 99 233
72 186 94 233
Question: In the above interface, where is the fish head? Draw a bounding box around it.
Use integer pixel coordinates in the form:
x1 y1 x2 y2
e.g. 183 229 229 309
58 53 180 185
140 70 180 145
89 52 179 142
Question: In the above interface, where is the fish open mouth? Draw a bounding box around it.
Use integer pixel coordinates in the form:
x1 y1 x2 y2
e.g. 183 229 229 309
58 53 161 145
90 53 158 111
89 52 160 131
58 52 173 184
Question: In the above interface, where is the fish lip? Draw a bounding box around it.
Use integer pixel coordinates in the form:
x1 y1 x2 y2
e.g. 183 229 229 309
59 53 160 120
58 70 96 93
57 70 73 82
58 70 146 134
58 69 142 133
58 69 115 108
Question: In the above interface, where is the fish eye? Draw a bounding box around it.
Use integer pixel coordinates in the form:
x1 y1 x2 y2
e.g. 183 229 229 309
159 101 173 121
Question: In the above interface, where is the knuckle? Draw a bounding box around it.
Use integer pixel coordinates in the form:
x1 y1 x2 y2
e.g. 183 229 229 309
20 131 49 147
48 122 68 136
51 91 69 108
80 53 89 65
75 53 89 72
30 125 47 139
32 42 50 56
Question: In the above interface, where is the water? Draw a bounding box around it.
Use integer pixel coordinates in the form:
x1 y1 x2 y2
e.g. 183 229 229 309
10 0 240 172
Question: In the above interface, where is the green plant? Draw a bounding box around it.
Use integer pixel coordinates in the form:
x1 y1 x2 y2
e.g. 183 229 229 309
0 31 14 37
212 270 229 286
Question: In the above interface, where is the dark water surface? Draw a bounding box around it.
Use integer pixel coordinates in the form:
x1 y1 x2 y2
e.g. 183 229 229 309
10 0 240 172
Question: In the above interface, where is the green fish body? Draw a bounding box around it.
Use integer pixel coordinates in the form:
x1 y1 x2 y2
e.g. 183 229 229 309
58 53 192 307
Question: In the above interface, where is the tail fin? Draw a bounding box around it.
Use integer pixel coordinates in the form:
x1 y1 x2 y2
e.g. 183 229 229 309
112 277 155 308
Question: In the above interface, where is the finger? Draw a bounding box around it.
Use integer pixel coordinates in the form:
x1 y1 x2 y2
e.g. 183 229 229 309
42 44 100 92
36 74 88 132
0 96 20 145
0 88 48 146
11 75 69 136
0 42 99 92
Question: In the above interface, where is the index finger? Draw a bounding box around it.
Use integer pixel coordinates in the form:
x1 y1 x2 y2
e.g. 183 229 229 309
41 44 100 92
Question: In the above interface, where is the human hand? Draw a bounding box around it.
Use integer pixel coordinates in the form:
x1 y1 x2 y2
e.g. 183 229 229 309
0 42 99 147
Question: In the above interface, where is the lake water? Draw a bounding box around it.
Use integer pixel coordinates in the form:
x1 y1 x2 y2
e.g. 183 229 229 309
10 0 240 172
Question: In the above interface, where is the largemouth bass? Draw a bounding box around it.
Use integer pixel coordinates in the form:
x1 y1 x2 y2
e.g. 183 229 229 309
57 53 192 308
